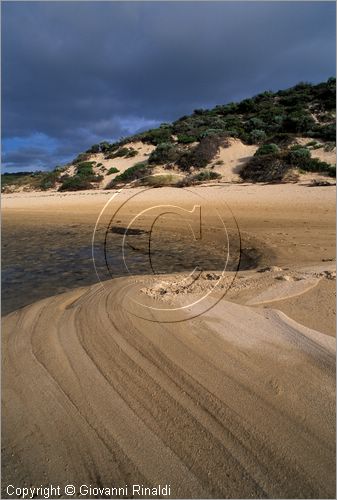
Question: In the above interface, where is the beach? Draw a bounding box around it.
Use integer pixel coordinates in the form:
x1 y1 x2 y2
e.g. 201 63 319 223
2 183 336 498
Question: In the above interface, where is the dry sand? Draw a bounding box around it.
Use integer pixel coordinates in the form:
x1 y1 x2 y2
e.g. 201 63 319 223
2 184 336 498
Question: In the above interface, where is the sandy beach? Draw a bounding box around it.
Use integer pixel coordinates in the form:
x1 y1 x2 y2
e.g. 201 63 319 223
2 183 336 498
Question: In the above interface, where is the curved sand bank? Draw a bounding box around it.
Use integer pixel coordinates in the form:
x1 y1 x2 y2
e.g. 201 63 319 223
2 275 335 499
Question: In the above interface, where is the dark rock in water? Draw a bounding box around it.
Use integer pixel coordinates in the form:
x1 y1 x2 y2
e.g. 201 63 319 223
110 226 147 235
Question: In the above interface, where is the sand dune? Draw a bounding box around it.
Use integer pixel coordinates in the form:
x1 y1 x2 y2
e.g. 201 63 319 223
2 275 335 498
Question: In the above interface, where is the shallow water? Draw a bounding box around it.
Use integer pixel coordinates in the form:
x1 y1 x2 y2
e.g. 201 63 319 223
2 220 263 316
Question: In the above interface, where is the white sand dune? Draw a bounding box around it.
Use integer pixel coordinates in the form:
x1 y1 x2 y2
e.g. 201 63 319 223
2 276 335 498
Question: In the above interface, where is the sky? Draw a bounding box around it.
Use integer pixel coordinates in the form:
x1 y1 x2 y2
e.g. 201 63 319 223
2 1 336 172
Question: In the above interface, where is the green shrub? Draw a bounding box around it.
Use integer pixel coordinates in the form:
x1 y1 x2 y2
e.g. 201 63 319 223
76 162 95 177
107 147 131 158
324 142 336 152
136 127 173 145
297 158 335 176
255 144 280 156
199 128 227 139
177 135 226 170
86 144 100 154
126 149 138 158
38 171 60 190
249 129 267 144
107 167 120 175
287 146 311 167
105 162 151 187
193 170 221 182
240 153 290 182
148 143 180 164
73 152 91 164
58 177 95 191
177 134 197 144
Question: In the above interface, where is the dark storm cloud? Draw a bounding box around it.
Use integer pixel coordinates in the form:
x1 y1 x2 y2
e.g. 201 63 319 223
2 1 336 171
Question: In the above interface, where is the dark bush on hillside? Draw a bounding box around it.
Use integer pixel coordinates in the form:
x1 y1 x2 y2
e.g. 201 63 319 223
105 162 151 187
107 167 120 175
316 123 336 142
193 170 221 182
73 152 91 164
107 147 131 159
240 153 291 182
298 158 336 177
266 133 294 147
177 135 228 170
287 146 311 167
76 161 95 176
137 126 173 145
126 149 138 158
86 144 100 154
58 177 95 191
177 134 197 144
148 143 180 164
39 171 60 190
255 144 280 156
199 128 227 139
249 129 267 144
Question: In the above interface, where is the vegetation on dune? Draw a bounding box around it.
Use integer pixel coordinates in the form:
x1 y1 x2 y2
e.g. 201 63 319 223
240 144 335 183
255 144 280 156
58 161 103 191
107 167 120 175
106 147 138 159
105 162 151 188
177 134 229 171
1 170 61 192
4 78 335 192
148 142 181 164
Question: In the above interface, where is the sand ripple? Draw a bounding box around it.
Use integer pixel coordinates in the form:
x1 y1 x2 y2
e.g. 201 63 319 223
2 277 335 498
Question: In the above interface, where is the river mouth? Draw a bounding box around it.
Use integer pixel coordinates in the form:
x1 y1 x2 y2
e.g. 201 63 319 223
2 220 273 316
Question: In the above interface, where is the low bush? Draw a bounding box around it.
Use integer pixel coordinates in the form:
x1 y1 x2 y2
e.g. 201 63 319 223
107 167 120 175
86 144 100 154
38 171 60 190
136 126 173 145
76 161 95 177
255 144 280 156
148 143 180 164
58 177 95 191
324 142 336 152
105 162 151 187
298 158 335 177
177 135 227 170
73 152 91 164
177 134 197 144
107 147 131 159
249 129 267 144
240 153 291 182
193 170 221 182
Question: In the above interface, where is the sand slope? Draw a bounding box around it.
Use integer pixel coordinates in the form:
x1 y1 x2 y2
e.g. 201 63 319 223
2 277 335 498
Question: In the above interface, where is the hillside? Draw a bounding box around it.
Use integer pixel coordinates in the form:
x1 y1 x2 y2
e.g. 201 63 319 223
2 78 336 193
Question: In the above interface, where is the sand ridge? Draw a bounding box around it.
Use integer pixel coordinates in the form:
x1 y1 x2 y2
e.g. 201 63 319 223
2 275 335 498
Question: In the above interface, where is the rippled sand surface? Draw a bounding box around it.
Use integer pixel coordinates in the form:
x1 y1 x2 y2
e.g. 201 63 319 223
2 277 335 498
